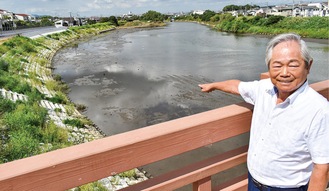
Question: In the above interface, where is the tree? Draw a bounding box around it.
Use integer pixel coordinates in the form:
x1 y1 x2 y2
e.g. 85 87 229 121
223 4 259 12
200 10 216 21
40 16 53 26
210 14 221 22
140 10 165 22
109 16 119 26
99 17 110 23
223 5 240 12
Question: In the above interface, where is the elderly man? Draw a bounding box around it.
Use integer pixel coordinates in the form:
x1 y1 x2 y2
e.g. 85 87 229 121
199 33 329 190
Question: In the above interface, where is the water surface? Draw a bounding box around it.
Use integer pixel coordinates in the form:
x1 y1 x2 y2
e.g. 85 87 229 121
53 22 328 135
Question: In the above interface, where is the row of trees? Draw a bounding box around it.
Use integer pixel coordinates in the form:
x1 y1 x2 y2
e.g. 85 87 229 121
175 9 329 39
79 10 170 26
222 4 260 12
94 10 168 26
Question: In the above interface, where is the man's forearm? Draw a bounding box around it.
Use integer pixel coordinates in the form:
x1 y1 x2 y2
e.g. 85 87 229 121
308 163 329 191
199 80 241 94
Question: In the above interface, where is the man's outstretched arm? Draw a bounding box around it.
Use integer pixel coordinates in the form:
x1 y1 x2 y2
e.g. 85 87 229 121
199 80 241 95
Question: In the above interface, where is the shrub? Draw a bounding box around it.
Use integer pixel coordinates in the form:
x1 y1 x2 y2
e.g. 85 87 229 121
0 44 9 55
119 169 137 178
4 104 47 132
0 96 16 114
2 40 16 49
63 118 85 128
26 88 44 103
20 58 29 63
2 130 40 161
41 121 69 144
53 74 62 81
21 43 36 53
46 93 67 104
263 15 285 26
210 14 221 22
75 103 86 111
73 182 108 191
0 103 71 162
0 59 9 72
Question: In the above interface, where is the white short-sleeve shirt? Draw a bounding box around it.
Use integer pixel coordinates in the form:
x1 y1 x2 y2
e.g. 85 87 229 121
238 78 329 188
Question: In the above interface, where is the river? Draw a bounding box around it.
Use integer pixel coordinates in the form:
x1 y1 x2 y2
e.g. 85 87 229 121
52 22 329 189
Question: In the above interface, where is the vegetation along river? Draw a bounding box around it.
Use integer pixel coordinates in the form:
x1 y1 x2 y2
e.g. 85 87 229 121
53 22 329 187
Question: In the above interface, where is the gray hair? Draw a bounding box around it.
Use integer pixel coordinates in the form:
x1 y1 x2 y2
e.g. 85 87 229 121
265 33 313 67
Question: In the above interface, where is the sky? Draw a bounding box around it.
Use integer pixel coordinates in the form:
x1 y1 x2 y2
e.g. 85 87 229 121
0 0 302 17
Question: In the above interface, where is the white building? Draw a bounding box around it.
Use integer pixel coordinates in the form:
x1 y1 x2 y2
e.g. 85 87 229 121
15 13 30 21
0 9 17 30
193 10 205 15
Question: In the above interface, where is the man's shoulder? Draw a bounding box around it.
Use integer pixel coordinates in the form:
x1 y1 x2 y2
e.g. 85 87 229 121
259 78 273 85
242 78 272 87
302 84 329 110
256 78 274 91
309 86 328 103
239 79 273 95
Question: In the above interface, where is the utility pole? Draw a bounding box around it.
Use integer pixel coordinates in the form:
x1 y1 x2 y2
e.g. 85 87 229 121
69 12 72 26
0 19 2 35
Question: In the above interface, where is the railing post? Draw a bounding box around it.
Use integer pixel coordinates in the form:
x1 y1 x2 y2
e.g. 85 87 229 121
193 176 211 191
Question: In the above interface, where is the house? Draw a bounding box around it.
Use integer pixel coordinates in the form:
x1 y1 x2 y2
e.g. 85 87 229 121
0 9 15 20
0 9 16 30
322 2 329 16
255 6 274 16
295 2 328 17
308 2 329 16
225 1 328 17
15 13 30 21
122 11 134 19
193 10 205 15
269 5 294 17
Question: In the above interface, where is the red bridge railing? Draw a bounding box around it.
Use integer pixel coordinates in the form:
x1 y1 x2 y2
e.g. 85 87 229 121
0 74 328 191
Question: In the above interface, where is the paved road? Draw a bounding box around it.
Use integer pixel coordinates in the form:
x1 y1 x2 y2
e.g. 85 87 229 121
0 26 67 39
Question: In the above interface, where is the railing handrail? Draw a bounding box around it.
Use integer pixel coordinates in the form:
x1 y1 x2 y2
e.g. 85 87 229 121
0 78 328 191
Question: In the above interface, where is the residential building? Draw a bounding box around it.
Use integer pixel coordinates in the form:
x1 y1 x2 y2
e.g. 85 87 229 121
0 9 17 30
15 13 30 21
193 10 205 15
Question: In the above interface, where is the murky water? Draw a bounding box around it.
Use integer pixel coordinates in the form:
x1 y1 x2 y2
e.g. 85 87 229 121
52 22 329 188
53 22 329 136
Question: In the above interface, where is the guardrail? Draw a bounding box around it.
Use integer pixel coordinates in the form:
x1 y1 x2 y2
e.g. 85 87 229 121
0 74 328 191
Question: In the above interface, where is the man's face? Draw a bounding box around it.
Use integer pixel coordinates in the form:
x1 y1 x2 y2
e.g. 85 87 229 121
268 40 311 97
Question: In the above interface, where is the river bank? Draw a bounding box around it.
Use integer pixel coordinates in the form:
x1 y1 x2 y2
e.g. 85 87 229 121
175 15 329 39
0 23 158 190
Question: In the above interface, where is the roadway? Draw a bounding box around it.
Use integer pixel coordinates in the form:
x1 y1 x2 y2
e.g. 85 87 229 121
0 26 67 39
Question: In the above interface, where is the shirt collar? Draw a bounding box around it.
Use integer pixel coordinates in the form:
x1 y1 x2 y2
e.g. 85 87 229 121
265 80 309 105
287 80 308 105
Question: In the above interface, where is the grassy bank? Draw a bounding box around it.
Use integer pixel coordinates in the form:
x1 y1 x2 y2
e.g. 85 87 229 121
176 14 329 39
0 22 115 164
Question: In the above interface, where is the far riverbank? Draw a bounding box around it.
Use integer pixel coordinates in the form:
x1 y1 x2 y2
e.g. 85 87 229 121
175 15 329 39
